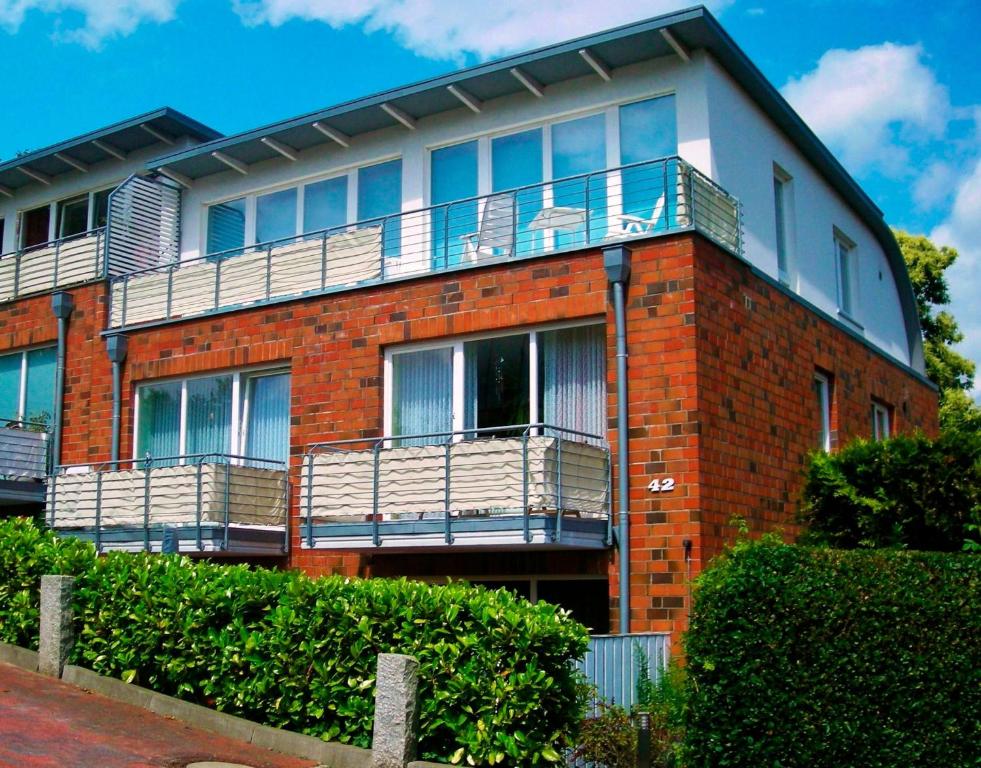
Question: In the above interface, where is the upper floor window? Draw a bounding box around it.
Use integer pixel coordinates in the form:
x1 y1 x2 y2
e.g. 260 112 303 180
204 158 402 256
20 189 112 249
135 369 290 465
834 229 857 320
0 347 56 426
386 323 606 445
813 371 832 451
21 205 50 248
871 400 891 440
773 166 793 286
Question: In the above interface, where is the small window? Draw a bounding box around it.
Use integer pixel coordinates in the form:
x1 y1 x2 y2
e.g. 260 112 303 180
834 230 856 319
773 167 792 285
813 372 832 451
0 218 5 253
22 205 50 248
92 189 112 229
58 196 89 238
871 401 891 441
207 197 247 256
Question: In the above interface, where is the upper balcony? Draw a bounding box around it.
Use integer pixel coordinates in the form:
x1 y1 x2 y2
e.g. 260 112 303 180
107 157 741 329
0 228 105 302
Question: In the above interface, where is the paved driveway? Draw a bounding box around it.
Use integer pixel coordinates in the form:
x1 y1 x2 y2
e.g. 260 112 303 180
0 662 317 768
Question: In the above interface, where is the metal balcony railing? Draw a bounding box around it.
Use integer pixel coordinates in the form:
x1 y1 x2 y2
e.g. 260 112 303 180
48 452 288 554
300 424 612 549
0 417 50 480
0 228 106 302
108 157 742 329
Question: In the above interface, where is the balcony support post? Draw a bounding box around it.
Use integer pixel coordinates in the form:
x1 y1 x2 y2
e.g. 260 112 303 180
106 334 128 463
444 441 452 544
604 244 632 635
50 293 74 471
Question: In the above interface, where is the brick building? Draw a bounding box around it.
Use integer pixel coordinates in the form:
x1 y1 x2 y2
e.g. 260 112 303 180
0 8 936 642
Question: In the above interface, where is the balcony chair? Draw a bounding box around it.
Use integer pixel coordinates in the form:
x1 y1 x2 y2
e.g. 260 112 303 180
610 193 667 237
461 193 515 262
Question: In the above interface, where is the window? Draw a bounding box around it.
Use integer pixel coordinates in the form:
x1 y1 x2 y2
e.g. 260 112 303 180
551 113 607 246
303 176 348 234
256 187 297 244
58 196 89 238
206 197 247 256
0 218 5 253
92 189 111 229
387 323 606 443
619 95 678 223
21 205 50 248
0 347 56 425
431 140 478 268
834 230 857 319
871 401 891 440
773 166 793 285
358 159 403 257
492 128 544 256
134 369 290 465
813 372 832 451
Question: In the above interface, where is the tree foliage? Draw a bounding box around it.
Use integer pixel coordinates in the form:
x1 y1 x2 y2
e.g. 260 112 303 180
895 229 980 429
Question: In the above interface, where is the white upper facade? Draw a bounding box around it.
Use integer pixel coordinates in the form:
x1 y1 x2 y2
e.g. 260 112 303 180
0 9 923 373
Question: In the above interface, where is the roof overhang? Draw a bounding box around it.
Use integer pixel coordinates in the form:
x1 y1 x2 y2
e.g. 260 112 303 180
0 108 221 197
146 5 925 372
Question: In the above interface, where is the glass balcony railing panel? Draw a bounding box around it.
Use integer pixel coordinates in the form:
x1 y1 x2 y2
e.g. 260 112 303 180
0 228 105 302
299 424 612 550
0 418 50 480
108 157 742 329
47 452 288 554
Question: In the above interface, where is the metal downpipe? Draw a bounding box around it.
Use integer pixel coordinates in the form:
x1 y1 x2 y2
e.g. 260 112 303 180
50 293 74 470
106 335 128 463
603 245 632 635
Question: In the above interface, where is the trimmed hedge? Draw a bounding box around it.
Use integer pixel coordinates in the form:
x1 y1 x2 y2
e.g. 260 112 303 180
685 538 981 768
0 518 587 765
800 429 981 551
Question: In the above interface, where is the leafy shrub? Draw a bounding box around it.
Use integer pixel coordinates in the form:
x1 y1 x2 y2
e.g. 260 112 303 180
634 649 686 767
0 518 588 766
800 429 981 551
685 538 981 768
572 702 636 768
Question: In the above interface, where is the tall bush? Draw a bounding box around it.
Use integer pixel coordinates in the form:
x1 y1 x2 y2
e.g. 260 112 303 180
685 538 981 768
800 429 981 551
0 518 588 766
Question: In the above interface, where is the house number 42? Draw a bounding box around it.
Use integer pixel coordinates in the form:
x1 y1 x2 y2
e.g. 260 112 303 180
648 478 676 493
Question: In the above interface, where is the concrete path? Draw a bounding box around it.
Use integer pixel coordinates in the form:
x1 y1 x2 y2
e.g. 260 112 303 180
0 662 318 768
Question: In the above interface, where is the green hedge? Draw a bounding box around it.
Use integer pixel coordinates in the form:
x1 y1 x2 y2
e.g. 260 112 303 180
685 539 981 768
800 429 981 551
0 519 587 765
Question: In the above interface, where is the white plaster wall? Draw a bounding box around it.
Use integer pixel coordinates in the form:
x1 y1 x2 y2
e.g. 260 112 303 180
702 55 910 365
178 54 711 261
0 137 196 254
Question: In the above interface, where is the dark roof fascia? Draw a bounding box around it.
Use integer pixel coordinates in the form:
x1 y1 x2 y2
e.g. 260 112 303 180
0 107 222 176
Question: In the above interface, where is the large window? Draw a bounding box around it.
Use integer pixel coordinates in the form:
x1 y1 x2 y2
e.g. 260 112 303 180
134 369 290 465
431 140 478 268
0 347 57 426
387 323 606 443
255 187 298 244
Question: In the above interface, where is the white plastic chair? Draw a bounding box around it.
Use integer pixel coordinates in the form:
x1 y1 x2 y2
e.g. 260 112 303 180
461 193 515 261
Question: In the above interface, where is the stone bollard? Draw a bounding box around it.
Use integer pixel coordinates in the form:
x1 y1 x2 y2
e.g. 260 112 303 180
38 575 75 678
372 653 420 768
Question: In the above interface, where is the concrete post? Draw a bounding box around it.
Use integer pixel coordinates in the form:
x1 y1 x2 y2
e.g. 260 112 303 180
38 575 75 677
372 653 420 768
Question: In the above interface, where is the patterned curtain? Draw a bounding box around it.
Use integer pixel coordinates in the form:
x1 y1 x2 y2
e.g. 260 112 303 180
393 348 453 445
244 373 290 466
185 375 232 460
542 325 606 442
135 381 181 465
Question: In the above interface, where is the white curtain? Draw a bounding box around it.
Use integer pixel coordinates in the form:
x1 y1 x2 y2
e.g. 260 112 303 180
245 373 290 465
393 348 453 445
542 325 606 441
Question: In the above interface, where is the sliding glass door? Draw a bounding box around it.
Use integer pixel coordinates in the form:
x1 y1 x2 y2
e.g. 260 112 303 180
431 141 478 269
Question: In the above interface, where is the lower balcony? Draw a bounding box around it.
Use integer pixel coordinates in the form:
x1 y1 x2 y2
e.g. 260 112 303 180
0 419 50 507
0 229 105 302
47 453 287 555
300 425 612 551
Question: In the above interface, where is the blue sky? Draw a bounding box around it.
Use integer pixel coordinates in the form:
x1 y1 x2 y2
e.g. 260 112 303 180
1 0 979 392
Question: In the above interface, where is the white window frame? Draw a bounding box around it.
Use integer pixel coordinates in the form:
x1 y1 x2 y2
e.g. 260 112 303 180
871 400 891 441
383 319 604 440
814 372 832 451
834 228 859 324
132 366 289 463
0 346 55 423
773 164 795 287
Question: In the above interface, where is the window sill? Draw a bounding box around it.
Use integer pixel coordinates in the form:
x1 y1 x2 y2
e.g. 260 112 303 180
837 309 864 331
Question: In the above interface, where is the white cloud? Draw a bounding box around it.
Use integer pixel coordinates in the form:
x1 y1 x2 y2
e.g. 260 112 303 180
231 0 734 61
781 43 951 177
931 156 981 400
0 0 180 48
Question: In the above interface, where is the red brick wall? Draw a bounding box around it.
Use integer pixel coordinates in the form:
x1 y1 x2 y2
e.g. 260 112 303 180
0 234 938 642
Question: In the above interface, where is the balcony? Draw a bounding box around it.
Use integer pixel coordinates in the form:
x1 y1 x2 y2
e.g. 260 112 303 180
300 425 612 551
0 418 50 506
108 157 741 329
47 453 288 555
0 228 105 302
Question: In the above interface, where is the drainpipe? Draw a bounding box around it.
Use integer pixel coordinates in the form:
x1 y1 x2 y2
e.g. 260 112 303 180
603 245 632 635
106 334 128 463
50 292 74 470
